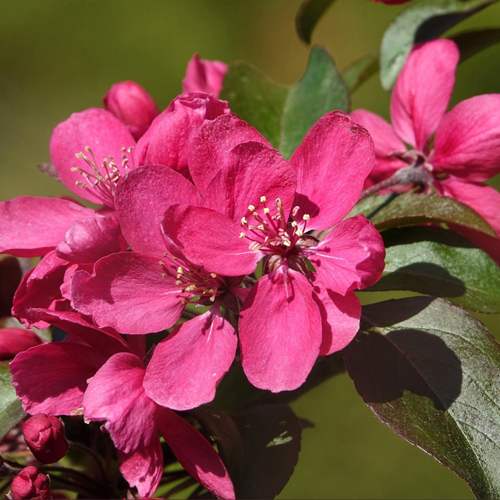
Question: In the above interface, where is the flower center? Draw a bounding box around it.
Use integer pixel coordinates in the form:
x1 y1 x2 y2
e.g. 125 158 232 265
71 146 133 207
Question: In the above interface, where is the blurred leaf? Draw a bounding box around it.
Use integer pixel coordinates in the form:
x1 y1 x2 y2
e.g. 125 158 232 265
343 55 379 92
380 0 498 89
222 47 347 157
197 404 304 499
295 0 336 44
280 46 348 158
345 297 500 499
371 228 500 313
220 62 288 148
351 193 496 236
452 27 500 61
0 362 24 439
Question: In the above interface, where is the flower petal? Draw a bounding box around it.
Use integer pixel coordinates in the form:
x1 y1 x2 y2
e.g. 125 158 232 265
115 165 198 257
0 328 41 361
317 290 361 355
144 311 237 411
291 112 375 230
71 252 183 334
188 113 269 194
157 408 235 500
134 93 229 172
239 268 322 392
119 442 163 498
83 352 157 453
309 215 385 295
183 53 228 97
57 212 124 263
0 197 92 257
50 108 135 204
162 205 261 276
433 94 500 181
391 39 459 150
10 341 104 415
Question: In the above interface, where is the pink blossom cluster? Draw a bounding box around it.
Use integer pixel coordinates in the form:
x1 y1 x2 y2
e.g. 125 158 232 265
8 36 499 496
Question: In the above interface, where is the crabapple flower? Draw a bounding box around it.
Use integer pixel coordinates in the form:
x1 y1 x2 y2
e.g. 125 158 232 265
161 111 385 392
22 414 68 464
10 321 234 498
104 81 159 140
10 466 51 500
352 39 500 247
183 53 227 97
0 328 41 360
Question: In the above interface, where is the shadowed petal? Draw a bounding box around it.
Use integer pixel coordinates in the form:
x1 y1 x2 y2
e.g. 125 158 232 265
239 268 322 392
0 328 41 361
144 311 237 410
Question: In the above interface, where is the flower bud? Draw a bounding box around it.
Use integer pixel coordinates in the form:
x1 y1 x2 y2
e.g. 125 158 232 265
182 53 227 97
10 466 51 500
103 81 158 140
22 415 68 464
0 328 41 361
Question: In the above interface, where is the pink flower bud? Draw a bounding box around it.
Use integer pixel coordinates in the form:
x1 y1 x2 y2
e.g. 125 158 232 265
22 415 68 464
10 466 51 500
0 328 41 361
103 81 159 140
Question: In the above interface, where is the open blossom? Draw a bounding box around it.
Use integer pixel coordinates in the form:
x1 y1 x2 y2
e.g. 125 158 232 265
183 53 227 97
352 40 500 254
10 315 234 498
159 111 385 391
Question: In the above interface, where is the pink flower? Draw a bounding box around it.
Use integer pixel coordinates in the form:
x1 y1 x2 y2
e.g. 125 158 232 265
10 466 51 500
183 53 227 97
352 40 500 256
161 112 385 392
10 319 234 498
0 328 41 360
104 81 159 140
22 414 68 464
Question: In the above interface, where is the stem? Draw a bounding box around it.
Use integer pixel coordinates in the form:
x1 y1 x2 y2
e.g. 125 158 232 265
69 441 107 481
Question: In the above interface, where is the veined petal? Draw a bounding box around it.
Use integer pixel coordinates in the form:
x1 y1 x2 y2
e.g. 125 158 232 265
144 311 237 411
162 205 261 276
183 53 228 97
309 216 385 295
57 212 124 263
433 94 500 181
71 252 183 334
0 196 92 257
317 290 361 355
391 39 459 150
50 108 135 204
10 341 105 415
134 93 229 171
115 165 198 257
83 352 157 453
239 268 322 392
291 112 375 230
157 408 235 500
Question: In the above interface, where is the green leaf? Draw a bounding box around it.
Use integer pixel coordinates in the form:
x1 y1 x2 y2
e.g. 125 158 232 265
342 54 379 92
295 0 336 44
371 228 500 313
345 297 500 498
280 46 348 158
380 0 498 89
221 46 348 157
451 28 500 62
220 62 288 148
350 193 496 236
0 362 24 439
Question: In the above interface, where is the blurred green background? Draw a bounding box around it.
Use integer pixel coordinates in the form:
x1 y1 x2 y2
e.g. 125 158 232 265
1 0 500 498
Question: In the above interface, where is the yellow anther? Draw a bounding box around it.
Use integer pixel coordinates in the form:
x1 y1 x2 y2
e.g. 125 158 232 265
263 207 270 215
184 284 197 292
257 224 265 231
177 266 184 274
241 216 248 225
302 213 310 221
210 272 217 278
239 232 246 239
248 204 256 212
259 195 267 203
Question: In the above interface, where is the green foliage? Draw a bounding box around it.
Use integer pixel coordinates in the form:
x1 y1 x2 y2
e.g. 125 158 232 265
295 0 336 44
346 297 500 498
0 362 24 440
351 193 496 236
372 228 500 313
380 0 498 89
452 27 500 62
221 46 348 158
342 54 379 92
